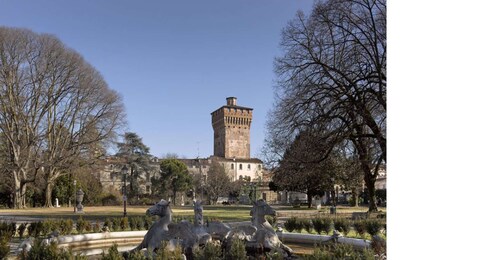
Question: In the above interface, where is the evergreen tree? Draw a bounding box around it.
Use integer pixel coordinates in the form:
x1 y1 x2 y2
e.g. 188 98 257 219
153 159 192 205
116 132 152 199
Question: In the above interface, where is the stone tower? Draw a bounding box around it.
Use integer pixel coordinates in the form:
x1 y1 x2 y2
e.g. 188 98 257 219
211 97 252 159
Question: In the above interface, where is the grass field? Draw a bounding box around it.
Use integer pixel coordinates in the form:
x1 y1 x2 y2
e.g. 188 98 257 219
0 204 385 222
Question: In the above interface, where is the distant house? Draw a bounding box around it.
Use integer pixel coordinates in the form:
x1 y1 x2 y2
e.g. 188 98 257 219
95 156 160 195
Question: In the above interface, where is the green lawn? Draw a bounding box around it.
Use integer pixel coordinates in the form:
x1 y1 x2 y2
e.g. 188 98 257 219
0 204 384 222
0 205 254 222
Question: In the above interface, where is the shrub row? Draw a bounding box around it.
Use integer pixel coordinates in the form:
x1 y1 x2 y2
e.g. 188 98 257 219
26 219 75 237
0 215 159 240
19 239 87 260
303 243 385 260
282 217 385 237
284 217 332 235
0 221 17 237
103 216 154 232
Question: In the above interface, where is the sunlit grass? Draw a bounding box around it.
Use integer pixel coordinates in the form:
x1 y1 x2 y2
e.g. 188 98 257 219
0 204 385 222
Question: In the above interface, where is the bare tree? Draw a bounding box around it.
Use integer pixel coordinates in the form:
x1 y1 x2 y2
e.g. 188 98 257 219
0 27 125 208
205 161 232 205
265 0 385 211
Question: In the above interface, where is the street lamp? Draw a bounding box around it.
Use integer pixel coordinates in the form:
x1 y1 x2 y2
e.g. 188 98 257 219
233 157 236 181
335 186 339 206
73 180 77 213
252 183 257 202
330 177 335 206
121 165 128 217
198 159 203 202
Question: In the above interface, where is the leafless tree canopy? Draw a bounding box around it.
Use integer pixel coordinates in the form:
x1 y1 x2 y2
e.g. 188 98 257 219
264 0 386 211
0 27 126 208
204 161 232 205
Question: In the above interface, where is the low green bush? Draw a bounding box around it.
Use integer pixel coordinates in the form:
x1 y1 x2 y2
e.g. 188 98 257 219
295 219 305 233
311 218 323 235
156 241 184 260
41 220 54 236
112 218 122 231
365 219 382 237
120 217 129 231
353 220 367 237
76 217 92 234
283 217 298 233
61 219 74 235
303 243 379 260
322 218 332 235
333 218 350 236
0 221 17 237
27 222 42 238
136 217 145 230
104 218 113 231
331 243 356 259
101 243 123 260
143 216 153 230
128 249 153 260
93 220 101 233
302 219 314 234
20 238 87 260
227 238 247 260
129 217 138 230
0 235 10 260
303 246 332 260
193 241 223 260
312 218 332 235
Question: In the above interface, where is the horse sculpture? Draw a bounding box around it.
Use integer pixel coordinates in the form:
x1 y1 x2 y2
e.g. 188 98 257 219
130 199 173 252
225 199 293 256
164 200 212 250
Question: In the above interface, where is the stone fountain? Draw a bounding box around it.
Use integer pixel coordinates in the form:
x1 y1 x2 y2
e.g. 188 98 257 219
129 199 294 258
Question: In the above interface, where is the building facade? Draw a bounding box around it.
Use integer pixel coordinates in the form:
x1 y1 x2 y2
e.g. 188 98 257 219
97 156 160 195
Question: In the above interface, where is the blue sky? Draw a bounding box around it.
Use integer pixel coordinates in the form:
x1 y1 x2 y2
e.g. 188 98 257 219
0 0 314 158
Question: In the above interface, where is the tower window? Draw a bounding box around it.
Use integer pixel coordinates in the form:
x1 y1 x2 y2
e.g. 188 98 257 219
239 164 243 170
247 164 251 170
231 164 234 170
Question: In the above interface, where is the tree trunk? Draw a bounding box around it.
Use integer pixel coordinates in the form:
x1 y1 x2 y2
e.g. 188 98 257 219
306 191 313 208
130 167 135 198
44 182 54 208
13 175 22 209
352 136 379 212
364 172 378 212
351 188 359 207
173 190 177 206
20 181 28 209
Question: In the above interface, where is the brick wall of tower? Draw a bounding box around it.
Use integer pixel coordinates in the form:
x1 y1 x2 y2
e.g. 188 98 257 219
224 107 251 159
212 102 252 159
212 109 226 157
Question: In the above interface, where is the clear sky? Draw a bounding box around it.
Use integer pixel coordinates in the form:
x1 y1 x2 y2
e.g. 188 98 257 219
0 0 314 158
